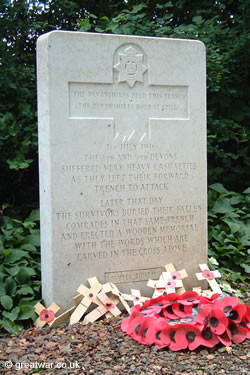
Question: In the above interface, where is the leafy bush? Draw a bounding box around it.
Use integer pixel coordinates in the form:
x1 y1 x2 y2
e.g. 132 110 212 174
208 184 250 282
0 210 40 335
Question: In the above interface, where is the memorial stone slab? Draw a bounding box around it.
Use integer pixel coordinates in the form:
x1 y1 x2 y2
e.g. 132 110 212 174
37 31 207 311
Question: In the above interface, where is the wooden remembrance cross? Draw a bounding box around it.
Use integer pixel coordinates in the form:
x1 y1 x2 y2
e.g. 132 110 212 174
38 32 207 311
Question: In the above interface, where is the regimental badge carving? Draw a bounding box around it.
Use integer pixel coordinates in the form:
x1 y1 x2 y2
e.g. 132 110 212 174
114 45 147 88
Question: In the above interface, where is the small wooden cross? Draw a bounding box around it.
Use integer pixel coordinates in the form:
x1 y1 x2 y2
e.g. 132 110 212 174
163 264 188 294
147 273 183 297
70 277 103 325
106 282 131 314
83 283 121 324
195 264 222 294
123 289 149 307
50 293 82 328
34 302 60 327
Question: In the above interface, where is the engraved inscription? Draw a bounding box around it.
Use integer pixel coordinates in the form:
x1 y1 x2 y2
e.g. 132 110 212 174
105 268 163 284
56 137 203 275
69 83 188 120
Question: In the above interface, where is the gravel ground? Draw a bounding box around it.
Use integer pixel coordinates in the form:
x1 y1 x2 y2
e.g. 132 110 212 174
0 291 249 375
0 316 249 375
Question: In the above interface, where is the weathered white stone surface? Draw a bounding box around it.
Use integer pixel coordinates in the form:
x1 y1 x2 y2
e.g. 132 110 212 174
37 31 207 310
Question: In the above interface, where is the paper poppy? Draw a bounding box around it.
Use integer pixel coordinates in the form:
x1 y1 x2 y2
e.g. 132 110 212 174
214 296 239 313
165 279 176 289
105 301 115 311
121 305 142 334
227 320 247 344
228 304 247 323
239 321 250 339
172 303 193 318
159 325 180 350
121 291 249 351
199 293 220 306
39 309 55 323
140 316 167 346
194 305 212 326
131 294 143 305
171 271 181 280
162 304 179 320
199 326 219 348
140 305 162 317
202 269 215 280
126 314 144 337
218 330 232 346
174 324 202 350
208 308 228 335
177 291 200 306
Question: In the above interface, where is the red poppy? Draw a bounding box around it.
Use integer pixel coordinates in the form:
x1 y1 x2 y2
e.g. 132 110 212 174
105 301 115 311
174 324 202 350
199 293 220 306
171 271 181 280
161 303 179 320
199 326 219 348
162 293 181 305
243 305 250 329
202 269 215 280
218 330 232 346
227 320 247 344
172 303 193 318
177 291 200 306
238 321 250 339
159 325 180 351
140 316 167 346
39 309 55 323
131 294 143 305
121 316 130 333
121 305 141 334
208 308 228 335
143 294 177 308
126 314 144 337
228 304 247 323
194 305 212 326
214 296 239 314
140 304 162 317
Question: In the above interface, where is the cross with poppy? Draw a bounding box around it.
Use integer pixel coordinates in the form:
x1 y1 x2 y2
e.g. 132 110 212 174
163 264 188 294
83 283 121 324
49 293 83 328
123 289 149 307
107 282 131 314
34 301 60 327
195 264 222 294
147 272 183 297
70 277 103 325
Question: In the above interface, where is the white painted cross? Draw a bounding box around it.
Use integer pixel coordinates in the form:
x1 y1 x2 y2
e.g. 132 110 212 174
163 264 188 294
123 289 149 307
147 272 183 297
70 277 103 325
195 264 222 294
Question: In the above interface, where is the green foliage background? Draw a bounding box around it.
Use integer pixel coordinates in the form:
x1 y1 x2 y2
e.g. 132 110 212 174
0 0 249 334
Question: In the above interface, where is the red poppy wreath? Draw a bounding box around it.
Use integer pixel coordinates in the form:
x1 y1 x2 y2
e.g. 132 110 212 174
121 291 250 351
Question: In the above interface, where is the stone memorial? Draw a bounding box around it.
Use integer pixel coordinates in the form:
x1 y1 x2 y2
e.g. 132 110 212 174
37 31 207 310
